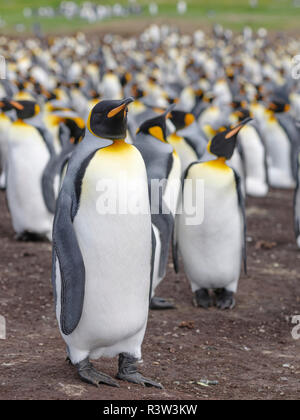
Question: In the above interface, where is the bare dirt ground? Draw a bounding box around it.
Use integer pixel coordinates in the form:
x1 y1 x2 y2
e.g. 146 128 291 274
0 188 300 400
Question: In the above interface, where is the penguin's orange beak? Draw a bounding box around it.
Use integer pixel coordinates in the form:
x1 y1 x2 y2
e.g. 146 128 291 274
107 97 134 118
107 103 128 118
10 100 24 110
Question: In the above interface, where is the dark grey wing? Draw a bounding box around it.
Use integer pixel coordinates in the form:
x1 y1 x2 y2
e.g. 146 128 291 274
276 114 300 180
34 126 58 213
35 126 56 156
149 227 156 303
42 143 75 215
233 169 247 275
172 161 197 274
52 134 112 336
53 190 86 336
294 154 300 240
152 212 174 278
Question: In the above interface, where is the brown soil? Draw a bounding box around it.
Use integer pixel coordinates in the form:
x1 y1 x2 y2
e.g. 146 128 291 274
0 188 300 400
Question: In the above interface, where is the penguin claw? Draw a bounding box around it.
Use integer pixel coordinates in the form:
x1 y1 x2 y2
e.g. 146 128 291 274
76 358 120 388
215 289 236 310
193 288 212 309
117 353 163 389
150 297 176 310
117 371 163 389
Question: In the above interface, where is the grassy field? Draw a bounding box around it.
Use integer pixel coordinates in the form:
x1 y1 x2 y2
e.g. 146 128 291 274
0 0 300 34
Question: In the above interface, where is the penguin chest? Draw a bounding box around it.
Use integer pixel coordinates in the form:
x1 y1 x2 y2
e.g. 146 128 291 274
264 120 294 184
72 143 152 345
178 161 243 289
7 123 52 233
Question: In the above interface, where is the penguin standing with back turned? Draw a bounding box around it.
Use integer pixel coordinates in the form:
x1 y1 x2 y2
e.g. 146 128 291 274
134 107 181 310
52 98 162 388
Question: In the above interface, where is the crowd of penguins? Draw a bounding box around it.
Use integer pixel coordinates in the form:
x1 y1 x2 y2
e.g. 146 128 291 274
1 24 300 388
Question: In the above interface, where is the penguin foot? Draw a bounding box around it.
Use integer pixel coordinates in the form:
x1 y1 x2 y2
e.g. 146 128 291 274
215 289 236 310
116 353 163 389
193 288 212 309
150 297 175 310
75 358 120 388
16 232 47 242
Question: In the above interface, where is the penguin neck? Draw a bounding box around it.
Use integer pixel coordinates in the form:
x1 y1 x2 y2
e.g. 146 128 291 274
214 156 227 164
205 156 230 170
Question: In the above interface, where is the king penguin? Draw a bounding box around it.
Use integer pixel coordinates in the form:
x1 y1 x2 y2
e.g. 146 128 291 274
0 99 15 189
52 98 162 388
174 119 251 309
6 100 55 241
133 107 181 310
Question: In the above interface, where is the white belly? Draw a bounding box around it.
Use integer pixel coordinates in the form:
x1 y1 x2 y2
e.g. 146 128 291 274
178 162 243 292
59 144 152 360
239 126 268 197
264 121 295 188
6 123 53 237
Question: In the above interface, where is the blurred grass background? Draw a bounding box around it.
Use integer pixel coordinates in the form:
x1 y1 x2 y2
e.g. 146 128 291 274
0 0 300 34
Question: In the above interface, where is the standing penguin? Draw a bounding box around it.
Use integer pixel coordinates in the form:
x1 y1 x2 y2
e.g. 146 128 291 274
175 119 251 309
294 141 300 248
133 108 181 310
234 109 269 197
0 99 15 189
7 100 55 241
261 100 296 189
52 98 162 388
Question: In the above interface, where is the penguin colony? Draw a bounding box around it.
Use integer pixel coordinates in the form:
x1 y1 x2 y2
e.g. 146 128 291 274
0 24 300 388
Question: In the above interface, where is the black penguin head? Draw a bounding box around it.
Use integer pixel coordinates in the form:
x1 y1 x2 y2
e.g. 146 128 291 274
169 110 195 131
64 117 85 144
10 100 40 120
137 105 175 142
87 97 134 140
235 108 251 122
209 118 252 160
268 98 290 113
231 97 247 110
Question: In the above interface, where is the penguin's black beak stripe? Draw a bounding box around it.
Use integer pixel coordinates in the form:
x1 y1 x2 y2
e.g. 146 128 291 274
10 100 24 110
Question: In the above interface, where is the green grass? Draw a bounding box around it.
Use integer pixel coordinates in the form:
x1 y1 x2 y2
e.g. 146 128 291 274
0 0 300 34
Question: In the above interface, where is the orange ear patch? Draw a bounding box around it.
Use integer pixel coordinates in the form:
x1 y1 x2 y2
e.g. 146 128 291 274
185 113 195 126
149 126 165 142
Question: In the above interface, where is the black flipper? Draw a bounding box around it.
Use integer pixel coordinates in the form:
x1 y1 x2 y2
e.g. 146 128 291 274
53 190 86 336
276 113 300 181
152 212 174 278
294 153 300 240
172 227 179 274
149 227 156 302
233 169 247 275
41 124 74 214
